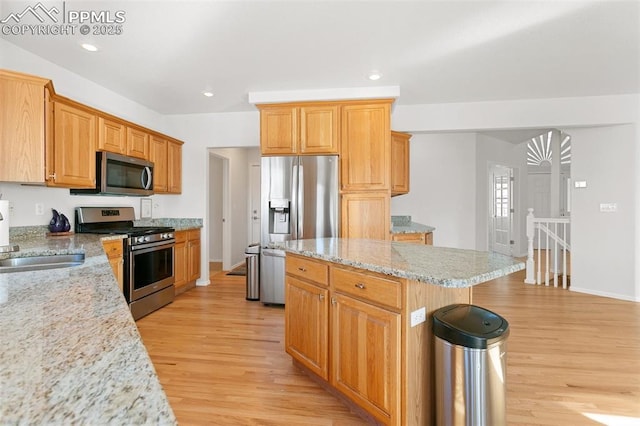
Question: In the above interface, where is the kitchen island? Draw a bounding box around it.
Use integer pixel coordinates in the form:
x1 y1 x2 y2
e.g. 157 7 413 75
281 238 524 426
0 228 176 424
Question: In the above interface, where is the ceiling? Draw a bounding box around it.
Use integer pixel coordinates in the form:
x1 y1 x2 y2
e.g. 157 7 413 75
1 1 638 116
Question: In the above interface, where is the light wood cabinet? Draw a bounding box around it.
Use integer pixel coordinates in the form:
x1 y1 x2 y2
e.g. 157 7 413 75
167 140 182 194
391 232 433 245
187 229 201 283
102 239 124 292
126 126 149 159
149 136 182 194
391 131 410 196
285 275 329 380
97 116 126 154
0 70 49 183
149 135 168 192
340 101 391 191
258 103 339 155
331 292 401 425
341 191 390 240
49 100 96 188
285 253 473 425
174 229 201 295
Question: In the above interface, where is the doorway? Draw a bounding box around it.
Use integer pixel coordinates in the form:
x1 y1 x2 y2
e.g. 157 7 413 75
209 152 231 271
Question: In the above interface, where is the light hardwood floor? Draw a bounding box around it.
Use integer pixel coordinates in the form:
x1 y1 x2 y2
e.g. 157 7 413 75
136 269 640 425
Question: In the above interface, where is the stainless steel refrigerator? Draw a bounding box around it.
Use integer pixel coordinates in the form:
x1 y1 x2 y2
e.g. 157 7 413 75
260 155 339 304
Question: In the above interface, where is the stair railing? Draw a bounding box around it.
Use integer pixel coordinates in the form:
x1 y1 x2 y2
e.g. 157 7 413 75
525 208 571 288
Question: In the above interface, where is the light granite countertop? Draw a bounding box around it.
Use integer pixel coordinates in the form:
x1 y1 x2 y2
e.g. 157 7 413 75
134 217 203 231
282 238 524 288
390 215 435 234
0 230 176 424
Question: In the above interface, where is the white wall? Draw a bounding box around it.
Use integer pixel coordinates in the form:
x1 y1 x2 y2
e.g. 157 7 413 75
390 133 477 249
569 124 638 301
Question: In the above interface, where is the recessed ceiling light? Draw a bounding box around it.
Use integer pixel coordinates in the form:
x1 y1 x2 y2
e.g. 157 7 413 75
81 43 98 52
368 71 382 81
203 91 214 97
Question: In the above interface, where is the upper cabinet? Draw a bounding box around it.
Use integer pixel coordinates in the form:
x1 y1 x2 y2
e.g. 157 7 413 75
48 99 96 188
390 131 411 196
340 101 392 191
258 103 339 155
167 140 182 194
149 135 182 194
0 70 50 183
0 69 184 191
126 126 149 160
98 117 126 154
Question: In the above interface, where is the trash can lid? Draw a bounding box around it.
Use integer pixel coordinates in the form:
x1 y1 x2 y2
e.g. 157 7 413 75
245 243 260 255
432 304 509 349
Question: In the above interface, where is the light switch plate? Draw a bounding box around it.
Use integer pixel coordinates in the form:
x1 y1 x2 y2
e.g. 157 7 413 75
410 307 426 327
600 203 617 213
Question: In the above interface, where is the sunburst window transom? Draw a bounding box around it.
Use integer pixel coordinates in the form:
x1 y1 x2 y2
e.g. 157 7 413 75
527 131 571 166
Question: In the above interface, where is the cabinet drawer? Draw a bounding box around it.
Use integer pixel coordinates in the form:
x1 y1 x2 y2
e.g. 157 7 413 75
286 255 329 286
102 239 123 259
392 232 426 244
331 267 401 310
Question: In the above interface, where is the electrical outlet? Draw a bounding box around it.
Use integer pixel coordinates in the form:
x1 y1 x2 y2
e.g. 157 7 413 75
410 307 426 327
8 201 14 219
35 203 44 215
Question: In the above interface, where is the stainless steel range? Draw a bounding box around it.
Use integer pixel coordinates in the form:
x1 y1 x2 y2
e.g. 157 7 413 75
75 206 175 320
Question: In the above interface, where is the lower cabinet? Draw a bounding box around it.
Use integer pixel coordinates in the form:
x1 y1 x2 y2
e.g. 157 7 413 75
285 276 329 379
174 229 201 295
285 253 472 425
101 239 124 292
331 293 400 424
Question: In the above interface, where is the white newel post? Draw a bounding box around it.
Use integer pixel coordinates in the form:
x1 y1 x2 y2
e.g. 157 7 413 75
525 208 536 284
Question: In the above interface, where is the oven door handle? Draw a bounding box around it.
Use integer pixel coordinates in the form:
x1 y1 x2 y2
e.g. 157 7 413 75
141 166 152 190
129 240 175 252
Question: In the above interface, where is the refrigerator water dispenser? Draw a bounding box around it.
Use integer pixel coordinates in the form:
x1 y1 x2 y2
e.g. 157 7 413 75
269 199 290 234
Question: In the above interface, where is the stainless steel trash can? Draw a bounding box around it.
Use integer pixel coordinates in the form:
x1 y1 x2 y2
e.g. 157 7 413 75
433 304 509 426
245 244 260 301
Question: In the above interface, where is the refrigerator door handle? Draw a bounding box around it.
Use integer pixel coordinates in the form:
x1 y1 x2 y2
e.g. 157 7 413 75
291 162 299 240
298 163 304 239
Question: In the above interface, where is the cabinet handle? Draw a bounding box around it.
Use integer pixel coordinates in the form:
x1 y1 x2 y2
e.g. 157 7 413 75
331 297 336 305
48 173 56 181
355 283 366 289
319 294 324 301
298 267 307 272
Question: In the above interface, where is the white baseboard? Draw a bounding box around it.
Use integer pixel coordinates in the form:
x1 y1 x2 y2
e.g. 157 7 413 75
570 286 640 302
230 261 244 270
209 258 222 263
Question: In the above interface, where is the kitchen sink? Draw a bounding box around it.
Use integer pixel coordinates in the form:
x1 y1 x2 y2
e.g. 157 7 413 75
0 254 85 273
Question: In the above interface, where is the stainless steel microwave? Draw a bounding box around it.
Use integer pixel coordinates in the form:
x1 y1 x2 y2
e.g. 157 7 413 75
71 152 154 196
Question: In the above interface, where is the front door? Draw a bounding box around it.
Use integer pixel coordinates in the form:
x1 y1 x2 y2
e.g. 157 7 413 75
249 164 261 244
490 165 513 256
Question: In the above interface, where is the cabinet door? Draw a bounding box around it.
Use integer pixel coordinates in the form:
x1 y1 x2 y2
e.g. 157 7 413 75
341 192 390 240
299 105 339 154
340 102 391 190
167 140 182 194
390 131 410 196
108 257 124 292
174 237 188 291
0 73 46 183
187 230 201 282
149 135 168 193
331 293 401 425
126 126 149 159
285 276 329 379
51 102 96 188
259 106 298 155
98 117 126 154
